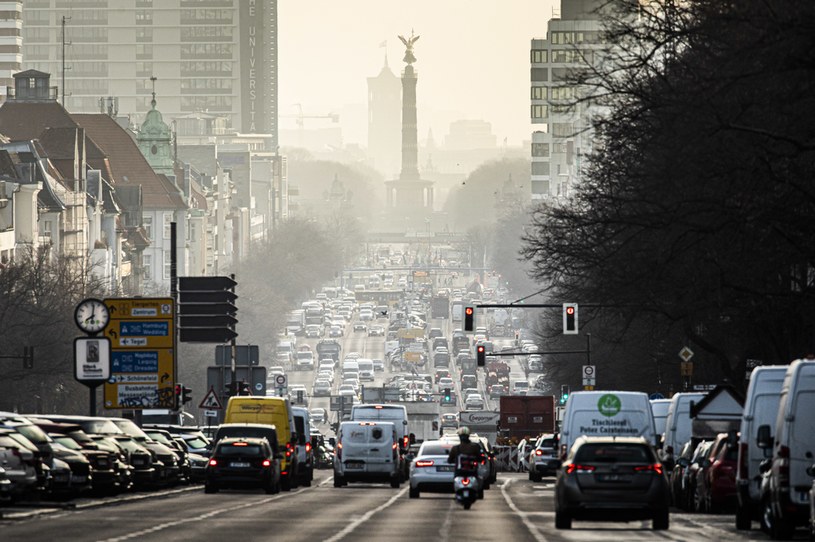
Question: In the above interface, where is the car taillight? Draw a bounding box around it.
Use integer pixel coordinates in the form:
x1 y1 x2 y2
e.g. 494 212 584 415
461 477 471 486
535 449 543 456
208 458 217 467
306 442 312 453
565 464 595 474
737 442 748 480
403 436 409 449
262 459 271 468
415 460 434 467
778 445 790 484
285 442 293 458
634 464 664 475
337 442 342 460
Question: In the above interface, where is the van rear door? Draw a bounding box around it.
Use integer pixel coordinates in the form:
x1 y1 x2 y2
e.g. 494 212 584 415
363 424 396 472
789 388 815 504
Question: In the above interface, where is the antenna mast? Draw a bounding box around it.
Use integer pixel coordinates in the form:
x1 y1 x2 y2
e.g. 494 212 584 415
61 15 70 105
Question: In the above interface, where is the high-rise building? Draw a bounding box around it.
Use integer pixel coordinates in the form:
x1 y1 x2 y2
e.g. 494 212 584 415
367 54 401 179
20 0 278 149
530 0 606 200
0 1 22 101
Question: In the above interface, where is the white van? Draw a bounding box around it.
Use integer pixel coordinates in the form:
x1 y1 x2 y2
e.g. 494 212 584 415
757 359 815 538
357 359 375 382
735 365 787 530
650 399 671 439
559 391 657 459
350 404 410 479
660 392 706 468
342 360 359 377
333 421 401 488
291 406 313 487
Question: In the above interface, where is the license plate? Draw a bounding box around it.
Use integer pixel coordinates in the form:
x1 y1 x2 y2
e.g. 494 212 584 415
54 475 69 482
461 490 470 497
73 475 87 483
437 466 454 472
230 462 251 468
345 463 364 470
599 474 628 482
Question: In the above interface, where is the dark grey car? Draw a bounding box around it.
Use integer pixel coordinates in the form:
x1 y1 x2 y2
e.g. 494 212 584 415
555 436 670 530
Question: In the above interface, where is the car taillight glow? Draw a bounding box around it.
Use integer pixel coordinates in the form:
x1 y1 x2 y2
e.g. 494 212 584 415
415 460 434 467
337 442 342 460
461 477 471 486
634 463 664 475
232 442 248 447
565 464 595 474
403 436 409 448
208 458 217 466
262 459 271 468
535 449 543 456
305 442 312 453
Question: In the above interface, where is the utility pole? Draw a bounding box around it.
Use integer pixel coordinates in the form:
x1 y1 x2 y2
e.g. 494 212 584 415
61 16 70 106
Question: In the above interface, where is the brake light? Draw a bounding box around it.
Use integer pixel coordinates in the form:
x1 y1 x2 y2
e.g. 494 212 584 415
778 445 790 484
262 459 271 468
232 442 248 447
737 442 748 480
305 442 312 453
285 442 293 458
634 464 664 475
415 460 434 467
208 458 217 466
565 464 595 474
535 449 543 456
337 442 342 460
403 436 409 448
461 477 471 486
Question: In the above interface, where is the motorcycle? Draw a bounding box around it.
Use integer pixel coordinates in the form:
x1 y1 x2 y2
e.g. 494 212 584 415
453 455 483 510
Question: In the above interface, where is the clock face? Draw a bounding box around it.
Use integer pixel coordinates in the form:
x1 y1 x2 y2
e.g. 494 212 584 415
74 298 110 334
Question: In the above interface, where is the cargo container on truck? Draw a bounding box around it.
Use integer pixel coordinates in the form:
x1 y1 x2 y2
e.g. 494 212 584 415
499 396 556 439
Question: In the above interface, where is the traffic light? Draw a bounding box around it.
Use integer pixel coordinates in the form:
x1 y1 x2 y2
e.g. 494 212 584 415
443 388 452 403
563 303 578 335
464 305 475 332
238 381 252 396
476 344 486 367
174 383 183 408
560 384 570 405
181 385 192 404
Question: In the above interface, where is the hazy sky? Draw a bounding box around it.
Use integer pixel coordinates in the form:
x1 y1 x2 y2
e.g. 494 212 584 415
279 0 558 148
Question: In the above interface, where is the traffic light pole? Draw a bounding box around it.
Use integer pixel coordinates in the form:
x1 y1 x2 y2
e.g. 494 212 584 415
476 334 592 364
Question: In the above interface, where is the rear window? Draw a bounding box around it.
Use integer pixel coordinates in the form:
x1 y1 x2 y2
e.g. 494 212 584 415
574 443 654 463
217 443 264 457
420 443 454 456
352 406 405 421
539 438 556 448
216 428 278 450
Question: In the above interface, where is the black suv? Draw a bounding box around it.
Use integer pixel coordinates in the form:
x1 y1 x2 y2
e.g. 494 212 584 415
205 437 281 494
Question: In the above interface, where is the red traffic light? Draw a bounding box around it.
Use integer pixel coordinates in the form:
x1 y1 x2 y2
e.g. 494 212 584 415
477 345 485 353
465 307 473 316
566 306 575 315
174 384 182 395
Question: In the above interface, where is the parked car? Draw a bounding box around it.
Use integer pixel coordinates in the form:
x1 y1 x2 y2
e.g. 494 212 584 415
0 434 38 499
694 432 738 514
554 436 670 530
205 437 281 494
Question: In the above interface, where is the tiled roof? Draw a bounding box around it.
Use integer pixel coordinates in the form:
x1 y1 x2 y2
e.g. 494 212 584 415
72 114 186 210
0 102 76 141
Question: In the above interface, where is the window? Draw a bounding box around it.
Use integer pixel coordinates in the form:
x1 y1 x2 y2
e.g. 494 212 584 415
531 86 546 100
531 68 548 82
164 250 171 280
532 162 550 176
28 78 35 89
136 10 153 24
143 254 152 279
551 86 575 101
531 105 548 119
532 143 549 157
163 213 173 239
530 49 548 64
143 215 153 240
552 123 575 137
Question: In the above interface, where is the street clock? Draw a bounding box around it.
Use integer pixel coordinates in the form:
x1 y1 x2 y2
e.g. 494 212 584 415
74 298 110 334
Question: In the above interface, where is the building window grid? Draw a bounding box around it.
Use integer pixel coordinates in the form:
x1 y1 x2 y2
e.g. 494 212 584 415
143 254 152 279
143 215 153 241
163 213 172 240
163 250 171 280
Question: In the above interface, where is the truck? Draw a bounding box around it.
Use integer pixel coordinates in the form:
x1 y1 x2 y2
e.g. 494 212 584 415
315 338 341 362
488 308 510 337
285 309 305 336
450 299 464 323
498 395 556 439
396 400 441 445
430 295 450 319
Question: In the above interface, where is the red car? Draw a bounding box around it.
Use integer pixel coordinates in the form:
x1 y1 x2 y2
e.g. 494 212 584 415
695 432 738 513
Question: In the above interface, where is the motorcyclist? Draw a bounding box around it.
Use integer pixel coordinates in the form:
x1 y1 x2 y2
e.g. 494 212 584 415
447 426 483 474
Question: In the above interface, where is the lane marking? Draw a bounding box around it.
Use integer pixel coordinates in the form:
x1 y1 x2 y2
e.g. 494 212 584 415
438 499 455 542
500 478 549 542
323 486 408 542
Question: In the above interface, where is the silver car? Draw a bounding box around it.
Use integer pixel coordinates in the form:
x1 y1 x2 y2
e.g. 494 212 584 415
409 440 457 498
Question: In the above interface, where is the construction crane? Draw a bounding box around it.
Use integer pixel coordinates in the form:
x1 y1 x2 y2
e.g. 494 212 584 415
281 103 340 129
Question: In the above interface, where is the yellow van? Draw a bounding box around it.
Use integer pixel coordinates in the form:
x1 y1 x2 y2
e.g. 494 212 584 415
224 396 298 490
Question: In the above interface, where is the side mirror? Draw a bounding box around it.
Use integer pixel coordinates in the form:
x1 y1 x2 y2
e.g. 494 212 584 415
328 437 336 447
759 458 772 474
806 464 815 477
756 424 773 450
409 433 416 445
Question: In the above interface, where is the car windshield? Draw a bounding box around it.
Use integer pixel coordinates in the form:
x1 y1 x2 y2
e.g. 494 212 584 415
574 443 653 463
52 436 83 450
183 436 209 449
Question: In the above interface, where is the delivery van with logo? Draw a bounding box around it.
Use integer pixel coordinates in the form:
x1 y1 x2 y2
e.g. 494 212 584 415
559 391 657 459
224 396 298 490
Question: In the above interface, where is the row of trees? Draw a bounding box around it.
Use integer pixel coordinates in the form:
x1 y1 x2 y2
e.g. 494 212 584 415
520 0 815 391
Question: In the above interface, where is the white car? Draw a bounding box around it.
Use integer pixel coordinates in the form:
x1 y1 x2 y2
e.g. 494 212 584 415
465 396 485 410
312 379 331 397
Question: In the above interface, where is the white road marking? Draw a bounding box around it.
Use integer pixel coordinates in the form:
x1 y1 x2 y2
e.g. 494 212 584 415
500 478 549 542
323 486 408 542
437 499 455 542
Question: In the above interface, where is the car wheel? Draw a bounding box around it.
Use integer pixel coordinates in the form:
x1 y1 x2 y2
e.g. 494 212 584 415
204 483 218 494
735 503 751 530
555 510 572 529
409 486 419 498
531 472 542 483
653 508 670 530
333 475 344 488
478 487 484 499
264 483 275 494
281 475 291 492
463 502 472 510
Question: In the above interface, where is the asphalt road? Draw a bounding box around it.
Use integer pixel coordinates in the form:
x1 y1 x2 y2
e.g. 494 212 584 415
0 472 791 541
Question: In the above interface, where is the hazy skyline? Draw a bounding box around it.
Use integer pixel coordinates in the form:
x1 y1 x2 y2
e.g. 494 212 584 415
279 0 558 148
